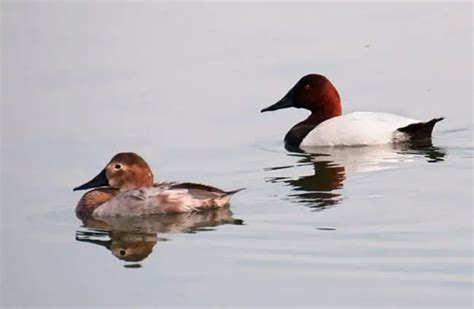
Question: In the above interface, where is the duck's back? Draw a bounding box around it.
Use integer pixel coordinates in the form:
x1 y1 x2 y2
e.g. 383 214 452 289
300 112 419 147
92 182 243 217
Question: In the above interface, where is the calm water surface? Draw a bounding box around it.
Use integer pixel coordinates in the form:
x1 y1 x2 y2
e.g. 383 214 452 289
1 2 472 307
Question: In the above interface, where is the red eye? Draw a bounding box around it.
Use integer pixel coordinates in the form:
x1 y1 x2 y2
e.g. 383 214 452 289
304 84 311 90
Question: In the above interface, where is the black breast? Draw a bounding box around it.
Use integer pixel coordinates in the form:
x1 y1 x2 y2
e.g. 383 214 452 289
284 123 317 148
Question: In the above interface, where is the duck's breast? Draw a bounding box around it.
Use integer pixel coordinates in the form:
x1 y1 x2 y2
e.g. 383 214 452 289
300 112 419 147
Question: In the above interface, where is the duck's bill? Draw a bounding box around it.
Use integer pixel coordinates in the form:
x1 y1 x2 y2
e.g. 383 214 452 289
261 95 294 113
73 168 108 191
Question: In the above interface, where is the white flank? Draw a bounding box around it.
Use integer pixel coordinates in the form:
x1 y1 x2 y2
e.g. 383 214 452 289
300 112 419 147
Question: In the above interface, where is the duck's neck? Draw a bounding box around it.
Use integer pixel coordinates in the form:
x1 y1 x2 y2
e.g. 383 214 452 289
76 188 119 218
308 82 343 123
285 93 342 148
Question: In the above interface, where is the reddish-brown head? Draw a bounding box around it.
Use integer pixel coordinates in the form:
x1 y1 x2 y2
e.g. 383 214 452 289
261 74 342 120
73 152 154 192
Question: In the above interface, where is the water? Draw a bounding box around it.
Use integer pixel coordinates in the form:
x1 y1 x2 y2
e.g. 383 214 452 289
1 2 472 307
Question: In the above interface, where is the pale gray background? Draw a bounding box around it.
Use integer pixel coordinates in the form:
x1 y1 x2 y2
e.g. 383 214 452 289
1 1 472 307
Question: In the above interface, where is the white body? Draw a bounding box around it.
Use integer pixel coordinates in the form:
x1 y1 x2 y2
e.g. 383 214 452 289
300 112 419 147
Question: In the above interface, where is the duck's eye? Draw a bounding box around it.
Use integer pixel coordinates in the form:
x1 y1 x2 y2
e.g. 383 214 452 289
304 84 311 90
114 164 122 170
119 249 126 256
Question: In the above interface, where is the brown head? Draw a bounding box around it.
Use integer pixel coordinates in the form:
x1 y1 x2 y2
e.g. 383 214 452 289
261 74 342 122
73 152 154 192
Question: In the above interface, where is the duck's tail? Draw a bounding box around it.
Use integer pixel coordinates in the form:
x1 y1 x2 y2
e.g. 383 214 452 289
397 117 444 140
212 188 246 208
223 187 246 197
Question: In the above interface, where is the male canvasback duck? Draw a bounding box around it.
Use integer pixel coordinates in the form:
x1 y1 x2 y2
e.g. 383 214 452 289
261 74 443 148
73 152 244 217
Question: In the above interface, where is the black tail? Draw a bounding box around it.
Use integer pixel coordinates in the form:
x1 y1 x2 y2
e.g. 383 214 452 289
397 117 444 140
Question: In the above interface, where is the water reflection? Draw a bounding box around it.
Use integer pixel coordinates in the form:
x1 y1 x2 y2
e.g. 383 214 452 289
266 142 446 210
75 207 243 265
266 156 345 209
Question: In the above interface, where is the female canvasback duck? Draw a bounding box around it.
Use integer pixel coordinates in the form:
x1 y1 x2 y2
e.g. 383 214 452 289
73 152 244 217
261 74 443 148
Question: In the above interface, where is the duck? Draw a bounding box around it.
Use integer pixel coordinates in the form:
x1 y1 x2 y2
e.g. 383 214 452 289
73 152 244 217
261 74 443 148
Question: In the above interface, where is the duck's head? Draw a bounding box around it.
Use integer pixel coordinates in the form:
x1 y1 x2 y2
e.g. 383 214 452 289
261 74 342 117
73 152 154 192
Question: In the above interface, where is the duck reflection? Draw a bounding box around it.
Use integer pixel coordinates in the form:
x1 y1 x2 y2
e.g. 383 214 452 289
75 207 243 265
266 156 345 209
265 142 445 210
